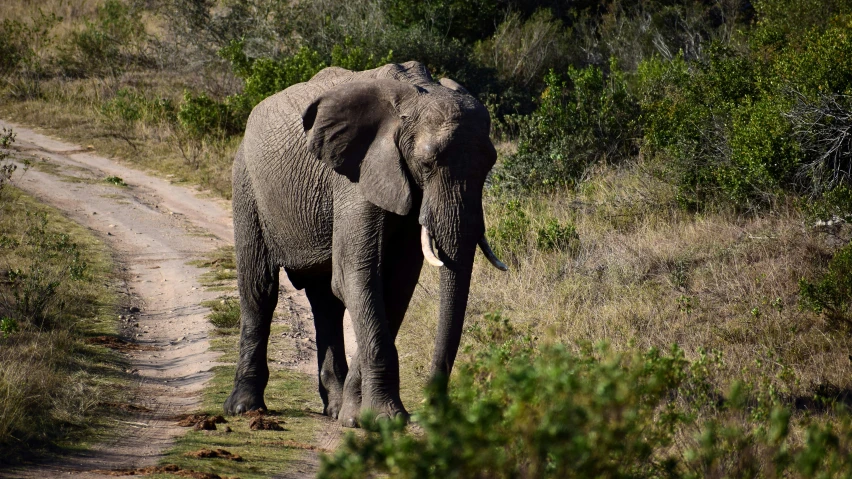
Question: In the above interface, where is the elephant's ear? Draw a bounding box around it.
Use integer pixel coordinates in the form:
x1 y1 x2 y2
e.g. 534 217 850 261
302 80 419 216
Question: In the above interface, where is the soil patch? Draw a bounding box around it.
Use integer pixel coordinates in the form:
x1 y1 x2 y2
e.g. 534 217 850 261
87 335 156 351
100 402 153 414
262 440 332 453
90 464 236 478
184 448 243 461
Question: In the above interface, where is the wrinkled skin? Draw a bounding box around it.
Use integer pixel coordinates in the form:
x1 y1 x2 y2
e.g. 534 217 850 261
224 61 502 427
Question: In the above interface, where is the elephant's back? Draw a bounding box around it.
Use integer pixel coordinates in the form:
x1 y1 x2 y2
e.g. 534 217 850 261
240 81 337 269
237 61 439 268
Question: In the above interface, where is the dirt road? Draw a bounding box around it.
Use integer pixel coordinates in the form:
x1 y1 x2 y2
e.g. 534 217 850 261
0 121 351 478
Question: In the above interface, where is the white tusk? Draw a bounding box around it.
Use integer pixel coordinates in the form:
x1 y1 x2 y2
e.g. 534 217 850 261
421 226 444 267
478 236 508 271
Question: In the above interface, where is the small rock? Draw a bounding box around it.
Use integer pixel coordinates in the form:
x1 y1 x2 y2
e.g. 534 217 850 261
223 426 232 433
129 306 141 313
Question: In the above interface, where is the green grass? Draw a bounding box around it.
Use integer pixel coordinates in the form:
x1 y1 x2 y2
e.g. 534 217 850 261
189 246 237 290
203 296 240 330
154 324 327 479
0 186 128 464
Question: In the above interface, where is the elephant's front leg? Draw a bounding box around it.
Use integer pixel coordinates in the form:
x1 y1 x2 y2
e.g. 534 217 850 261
332 203 407 426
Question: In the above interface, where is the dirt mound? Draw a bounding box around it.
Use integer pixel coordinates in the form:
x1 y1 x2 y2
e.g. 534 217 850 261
90 464 237 478
241 408 267 418
184 448 243 461
100 402 153 413
249 415 284 431
175 413 227 430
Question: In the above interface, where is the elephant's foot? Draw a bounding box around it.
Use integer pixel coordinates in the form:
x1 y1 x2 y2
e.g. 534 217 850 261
339 390 408 428
224 384 267 415
321 386 345 419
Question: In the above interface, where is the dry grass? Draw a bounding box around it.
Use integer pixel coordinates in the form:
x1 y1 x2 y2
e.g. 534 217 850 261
0 74 239 198
398 161 852 409
0 187 127 463
0 0 102 27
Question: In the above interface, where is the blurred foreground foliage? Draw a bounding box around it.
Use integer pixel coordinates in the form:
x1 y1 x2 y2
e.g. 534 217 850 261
320 314 852 479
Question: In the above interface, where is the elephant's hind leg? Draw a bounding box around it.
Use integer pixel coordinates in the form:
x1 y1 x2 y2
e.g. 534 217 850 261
225 152 280 415
303 274 348 419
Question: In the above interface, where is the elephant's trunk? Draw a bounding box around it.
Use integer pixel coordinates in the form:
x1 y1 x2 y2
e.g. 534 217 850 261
430 252 474 378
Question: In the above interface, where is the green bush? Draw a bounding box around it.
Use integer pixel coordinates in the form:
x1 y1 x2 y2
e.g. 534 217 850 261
497 61 640 191
638 45 801 210
799 242 852 322
319 315 852 478
486 200 530 261
2 212 88 330
205 296 240 329
0 11 59 99
61 0 148 77
0 128 17 200
536 218 579 253
177 91 239 139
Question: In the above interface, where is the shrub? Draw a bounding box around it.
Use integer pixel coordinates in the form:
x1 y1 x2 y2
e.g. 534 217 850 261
497 61 640 191
0 128 17 200
637 45 802 210
205 296 240 329
2 212 88 330
177 91 239 139
319 317 852 478
100 88 176 148
0 11 60 99
535 218 579 253
220 42 328 120
473 9 567 90
61 0 148 77
486 200 530 261
799 242 852 322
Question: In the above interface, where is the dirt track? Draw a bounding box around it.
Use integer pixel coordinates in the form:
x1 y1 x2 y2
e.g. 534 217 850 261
0 121 352 478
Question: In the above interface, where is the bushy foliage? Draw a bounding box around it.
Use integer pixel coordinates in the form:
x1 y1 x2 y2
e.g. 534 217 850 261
536 218 579 253
319 315 852 478
205 296 240 329
177 91 240 139
60 0 148 77
497 61 640 190
1 212 88 330
799 242 852 323
485 200 530 261
638 12 852 211
0 128 17 199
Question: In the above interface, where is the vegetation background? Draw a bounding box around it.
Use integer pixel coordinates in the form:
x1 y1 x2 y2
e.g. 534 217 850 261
3 0 852 476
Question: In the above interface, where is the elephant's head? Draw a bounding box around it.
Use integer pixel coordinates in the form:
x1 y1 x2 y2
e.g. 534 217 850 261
302 74 506 380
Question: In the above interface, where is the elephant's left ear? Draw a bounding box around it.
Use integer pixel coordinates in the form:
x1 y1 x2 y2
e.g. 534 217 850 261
302 80 420 216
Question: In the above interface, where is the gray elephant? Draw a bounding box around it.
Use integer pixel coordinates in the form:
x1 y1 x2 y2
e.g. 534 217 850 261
224 61 507 427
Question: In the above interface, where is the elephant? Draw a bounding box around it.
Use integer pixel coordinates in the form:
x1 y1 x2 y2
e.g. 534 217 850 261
223 60 507 427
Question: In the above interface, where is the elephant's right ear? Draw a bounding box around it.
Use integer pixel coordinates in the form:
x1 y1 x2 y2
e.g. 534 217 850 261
302 80 420 216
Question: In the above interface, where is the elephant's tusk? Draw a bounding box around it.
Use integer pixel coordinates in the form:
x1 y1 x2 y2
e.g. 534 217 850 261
421 226 444 267
478 236 509 271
